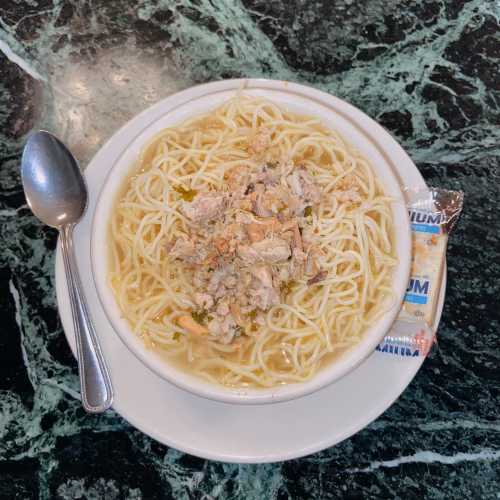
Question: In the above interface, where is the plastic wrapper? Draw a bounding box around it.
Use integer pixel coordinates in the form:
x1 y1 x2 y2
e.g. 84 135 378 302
376 187 464 358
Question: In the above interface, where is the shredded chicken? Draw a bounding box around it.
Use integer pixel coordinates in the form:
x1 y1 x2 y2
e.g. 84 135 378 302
307 270 328 286
170 236 207 264
237 238 291 264
250 265 274 288
167 158 326 344
194 293 214 310
286 169 321 204
182 193 226 223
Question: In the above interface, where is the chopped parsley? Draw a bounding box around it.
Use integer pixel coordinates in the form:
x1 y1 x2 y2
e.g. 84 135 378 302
191 310 208 324
304 206 312 217
173 185 197 201
280 280 297 296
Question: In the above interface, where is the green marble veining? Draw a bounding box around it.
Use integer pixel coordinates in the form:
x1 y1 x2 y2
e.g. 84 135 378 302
0 0 499 498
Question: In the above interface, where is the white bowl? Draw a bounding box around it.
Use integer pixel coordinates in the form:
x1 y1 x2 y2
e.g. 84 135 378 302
91 79 411 405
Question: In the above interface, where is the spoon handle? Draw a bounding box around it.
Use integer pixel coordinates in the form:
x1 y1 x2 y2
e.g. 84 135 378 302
60 224 114 413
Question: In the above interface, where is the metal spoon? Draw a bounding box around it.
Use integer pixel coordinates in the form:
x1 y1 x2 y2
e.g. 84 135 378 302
21 130 113 413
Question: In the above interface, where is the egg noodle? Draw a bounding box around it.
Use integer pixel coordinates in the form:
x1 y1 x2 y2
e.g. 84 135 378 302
109 95 396 388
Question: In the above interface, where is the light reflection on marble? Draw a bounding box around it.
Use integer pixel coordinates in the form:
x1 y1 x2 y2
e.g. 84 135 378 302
41 45 189 164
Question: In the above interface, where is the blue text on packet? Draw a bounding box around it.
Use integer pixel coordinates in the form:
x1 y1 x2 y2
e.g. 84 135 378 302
404 293 428 304
411 223 440 234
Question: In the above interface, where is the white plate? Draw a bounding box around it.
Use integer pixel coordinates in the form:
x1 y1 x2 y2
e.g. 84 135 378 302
55 79 446 463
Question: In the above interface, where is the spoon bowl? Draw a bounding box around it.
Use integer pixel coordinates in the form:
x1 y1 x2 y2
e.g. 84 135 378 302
22 131 87 228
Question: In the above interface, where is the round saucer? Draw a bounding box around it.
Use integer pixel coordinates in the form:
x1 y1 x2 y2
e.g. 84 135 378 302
55 79 445 463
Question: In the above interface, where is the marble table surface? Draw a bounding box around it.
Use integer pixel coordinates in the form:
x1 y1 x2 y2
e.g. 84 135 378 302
0 1 499 498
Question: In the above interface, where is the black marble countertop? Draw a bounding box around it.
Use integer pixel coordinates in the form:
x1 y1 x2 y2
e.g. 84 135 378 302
1 1 499 498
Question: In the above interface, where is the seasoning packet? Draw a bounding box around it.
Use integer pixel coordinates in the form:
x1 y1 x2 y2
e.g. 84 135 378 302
376 187 464 358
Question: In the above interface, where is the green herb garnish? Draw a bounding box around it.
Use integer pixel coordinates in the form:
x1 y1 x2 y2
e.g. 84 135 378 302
173 332 181 341
191 310 208 324
304 206 312 217
280 280 297 296
173 185 197 201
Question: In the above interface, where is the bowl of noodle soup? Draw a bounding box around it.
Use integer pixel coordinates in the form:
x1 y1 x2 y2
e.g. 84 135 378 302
91 81 411 404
